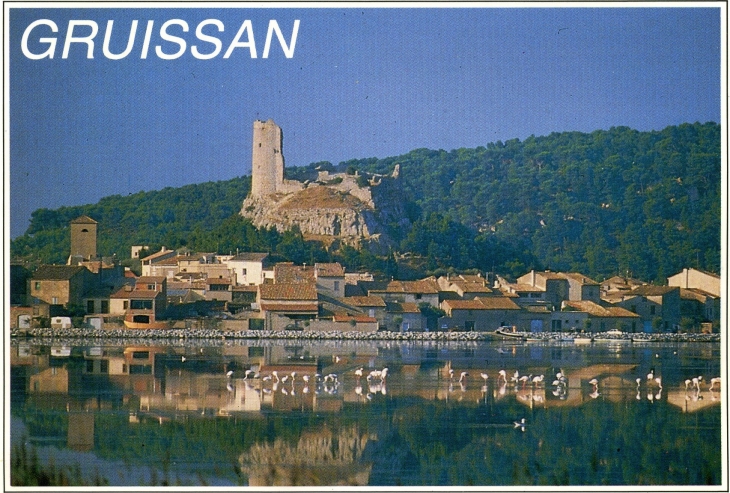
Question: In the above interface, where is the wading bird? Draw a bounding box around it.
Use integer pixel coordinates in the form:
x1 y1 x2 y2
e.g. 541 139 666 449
710 377 721 391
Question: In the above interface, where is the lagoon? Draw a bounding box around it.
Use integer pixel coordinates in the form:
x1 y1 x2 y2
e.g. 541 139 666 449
8 336 723 487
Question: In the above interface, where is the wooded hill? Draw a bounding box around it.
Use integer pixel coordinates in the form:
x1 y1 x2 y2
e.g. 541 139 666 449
11 122 720 283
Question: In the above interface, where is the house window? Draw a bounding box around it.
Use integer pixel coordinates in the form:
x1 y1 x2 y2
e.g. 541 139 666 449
86 360 94 372
87 300 95 313
130 299 153 310
334 281 340 292
369 308 375 317
242 268 247 276
101 300 109 314
100 360 109 373
34 281 41 290
123 301 129 310
147 284 156 290
52 297 58 305
415 294 422 300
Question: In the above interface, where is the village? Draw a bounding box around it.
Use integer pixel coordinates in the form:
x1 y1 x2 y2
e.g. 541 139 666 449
9 213 721 337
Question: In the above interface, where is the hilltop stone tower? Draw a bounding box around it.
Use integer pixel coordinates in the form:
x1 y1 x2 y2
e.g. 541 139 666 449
69 215 97 260
251 119 285 198
241 120 411 253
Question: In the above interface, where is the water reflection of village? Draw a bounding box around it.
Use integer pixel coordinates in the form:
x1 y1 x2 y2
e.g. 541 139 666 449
11 339 721 456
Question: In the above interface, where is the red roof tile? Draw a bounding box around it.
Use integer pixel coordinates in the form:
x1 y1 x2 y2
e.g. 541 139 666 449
259 283 318 301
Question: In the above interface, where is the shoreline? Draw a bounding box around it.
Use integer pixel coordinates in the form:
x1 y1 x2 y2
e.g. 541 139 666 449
10 327 721 344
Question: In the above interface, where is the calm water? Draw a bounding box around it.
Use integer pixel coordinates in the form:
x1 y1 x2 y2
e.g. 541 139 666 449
9 337 724 487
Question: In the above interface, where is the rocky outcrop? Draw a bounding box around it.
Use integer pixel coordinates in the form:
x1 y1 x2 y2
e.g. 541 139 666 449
243 120 410 251
241 174 408 252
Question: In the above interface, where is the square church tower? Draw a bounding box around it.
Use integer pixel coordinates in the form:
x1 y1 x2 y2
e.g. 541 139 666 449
69 215 97 261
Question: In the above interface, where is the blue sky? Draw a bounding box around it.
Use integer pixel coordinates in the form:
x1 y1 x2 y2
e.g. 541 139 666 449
7 5 722 238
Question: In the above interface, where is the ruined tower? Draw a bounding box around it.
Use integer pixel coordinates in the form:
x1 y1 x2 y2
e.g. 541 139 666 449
69 215 97 260
251 119 285 198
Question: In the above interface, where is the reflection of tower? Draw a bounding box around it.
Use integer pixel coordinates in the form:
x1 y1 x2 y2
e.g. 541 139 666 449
67 412 94 451
69 215 97 260
250 119 284 198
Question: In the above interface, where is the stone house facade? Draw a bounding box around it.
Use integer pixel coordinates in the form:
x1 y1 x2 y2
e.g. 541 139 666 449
560 300 641 332
30 265 95 308
440 296 532 332
606 286 681 332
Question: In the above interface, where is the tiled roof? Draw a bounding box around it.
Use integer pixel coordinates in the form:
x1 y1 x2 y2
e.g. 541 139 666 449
154 256 186 266
679 288 718 301
110 287 161 300
563 300 640 318
533 271 566 280
333 313 377 323
450 280 493 293
70 215 97 224
136 276 166 284
386 302 421 314
559 272 599 285
345 296 387 307
315 262 345 277
508 283 544 293
259 302 319 312
33 265 87 280
630 286 678 296
141 249 176 262
274 263 315 283
259 282 318 301
207 278 232 285
443 297 521 311
375 279 439 294
232 285 259 292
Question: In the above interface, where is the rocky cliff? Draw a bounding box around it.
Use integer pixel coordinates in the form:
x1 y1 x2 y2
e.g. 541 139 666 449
241 167 410 252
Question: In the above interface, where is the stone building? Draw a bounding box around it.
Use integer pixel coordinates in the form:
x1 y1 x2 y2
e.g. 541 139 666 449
69 215 97 261
29 265 95 308
241 119 410 251
667 268 721 297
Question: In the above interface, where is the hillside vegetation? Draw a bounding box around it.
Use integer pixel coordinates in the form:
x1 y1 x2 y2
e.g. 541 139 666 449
11 122 720 282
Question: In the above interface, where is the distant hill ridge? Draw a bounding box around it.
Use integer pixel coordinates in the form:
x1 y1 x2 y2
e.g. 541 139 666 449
11 122 720 283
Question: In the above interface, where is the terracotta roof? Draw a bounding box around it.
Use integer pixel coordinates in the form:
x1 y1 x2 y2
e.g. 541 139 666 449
33 265 87 280
345 296 387 307
274 263 315 283
386 302 421 314
232 285 259 292
530 271 566 280
333 313 377 323
70 215 97 224
111 287 161 300
259 303 319 312
559 272 599 285
259 282 318 301
630 286 679 296
207 278 232 285
443 297 521 311
563 300 640 318
141 249 177 262
450 280 493 293
315 262 345 277
508 283 544 293
375 279 439 294
136 276 166 284
153 256 186 266
679 288 718 301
